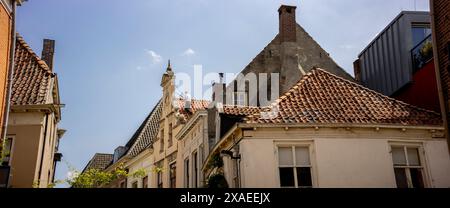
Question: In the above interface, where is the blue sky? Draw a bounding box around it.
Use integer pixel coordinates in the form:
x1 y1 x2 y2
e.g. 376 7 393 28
15 0 430 187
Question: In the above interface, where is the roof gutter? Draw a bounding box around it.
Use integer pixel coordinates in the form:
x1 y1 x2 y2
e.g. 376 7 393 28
1 1 16 143
237 122 444 131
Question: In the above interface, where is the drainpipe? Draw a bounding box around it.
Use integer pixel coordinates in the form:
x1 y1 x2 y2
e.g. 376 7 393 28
37 113 49 187
1 0 17 147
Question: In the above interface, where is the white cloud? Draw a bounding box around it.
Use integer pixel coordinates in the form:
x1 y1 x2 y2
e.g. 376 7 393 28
182 48 196 56
145 49 162 64
136 66 143 71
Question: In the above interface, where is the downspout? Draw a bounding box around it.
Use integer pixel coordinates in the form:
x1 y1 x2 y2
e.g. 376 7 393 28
1 0 17 146
51 134 58 184
37 113 49 187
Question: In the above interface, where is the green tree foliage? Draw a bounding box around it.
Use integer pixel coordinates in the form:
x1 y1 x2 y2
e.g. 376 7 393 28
68 164 128 188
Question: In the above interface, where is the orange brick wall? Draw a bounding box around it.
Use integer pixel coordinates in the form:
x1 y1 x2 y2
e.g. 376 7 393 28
0 3 12 138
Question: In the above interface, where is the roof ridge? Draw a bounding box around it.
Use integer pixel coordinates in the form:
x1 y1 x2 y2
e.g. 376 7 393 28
16 34 55 76
94 153 114 156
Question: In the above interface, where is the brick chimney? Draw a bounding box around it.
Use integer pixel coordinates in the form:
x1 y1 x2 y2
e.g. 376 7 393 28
41 39 55 70
278 5 297 42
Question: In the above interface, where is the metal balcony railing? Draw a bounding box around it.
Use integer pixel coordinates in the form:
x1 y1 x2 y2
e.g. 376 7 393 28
411 34 433 73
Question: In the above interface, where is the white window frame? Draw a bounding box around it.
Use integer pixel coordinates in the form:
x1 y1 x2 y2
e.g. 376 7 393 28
275 141 317 188
389 142 430 188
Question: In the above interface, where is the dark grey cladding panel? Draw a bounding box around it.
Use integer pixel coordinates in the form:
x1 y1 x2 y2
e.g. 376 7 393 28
358 11 430 96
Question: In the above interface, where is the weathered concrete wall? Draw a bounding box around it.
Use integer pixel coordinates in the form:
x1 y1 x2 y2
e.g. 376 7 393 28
228 24 354 106
7 111 59 188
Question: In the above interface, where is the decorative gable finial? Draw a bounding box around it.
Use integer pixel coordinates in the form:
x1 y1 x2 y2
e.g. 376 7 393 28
167 59 172 72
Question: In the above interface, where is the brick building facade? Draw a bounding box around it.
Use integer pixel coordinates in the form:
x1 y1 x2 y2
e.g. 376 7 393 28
430 0 450 150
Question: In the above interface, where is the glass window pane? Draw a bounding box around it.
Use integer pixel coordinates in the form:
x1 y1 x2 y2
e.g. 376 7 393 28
412 25 431 47
392 147 407 166
407 148 420 166
394 168 408 188
410 168 424 188
279 147 293 166
296 167 312 187
279 167 295 187
295 147 310 166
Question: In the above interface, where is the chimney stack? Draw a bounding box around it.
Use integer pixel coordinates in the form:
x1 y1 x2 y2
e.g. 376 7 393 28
41 39 55 71
278 5 297 42
212 73 226 103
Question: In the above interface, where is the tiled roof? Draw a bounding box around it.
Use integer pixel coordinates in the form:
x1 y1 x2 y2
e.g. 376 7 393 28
125 100 163 157
12 35 55 105
83 153 113 172
246 68 442 126
222 105 261 116
175 98 210 120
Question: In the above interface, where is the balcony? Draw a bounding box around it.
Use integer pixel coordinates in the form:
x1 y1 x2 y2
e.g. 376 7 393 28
411 34 433 73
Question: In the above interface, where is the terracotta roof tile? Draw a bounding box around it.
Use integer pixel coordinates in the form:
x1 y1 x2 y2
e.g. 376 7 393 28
175 98 210 121
246 68 442 126
12 35 55 105
222 105 261 116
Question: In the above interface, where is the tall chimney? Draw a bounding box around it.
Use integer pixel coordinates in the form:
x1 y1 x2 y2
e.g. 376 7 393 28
278 5 297 42
212 73 226 103
41 39 55 70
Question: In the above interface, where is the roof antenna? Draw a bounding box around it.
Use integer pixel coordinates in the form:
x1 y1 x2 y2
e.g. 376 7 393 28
414 0 417 11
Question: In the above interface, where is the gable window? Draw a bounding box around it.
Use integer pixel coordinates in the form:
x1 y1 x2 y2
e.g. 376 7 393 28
169 162 176 188
278 146 312 188
391 145 426 188
142 176 148 188
132 181 138 188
